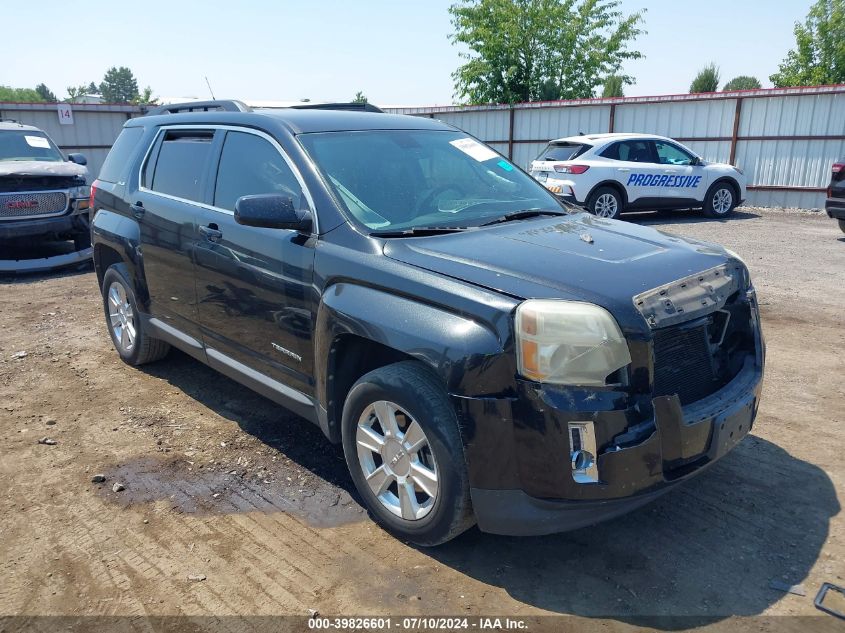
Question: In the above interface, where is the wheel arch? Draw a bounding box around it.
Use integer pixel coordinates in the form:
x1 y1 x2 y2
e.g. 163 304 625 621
585 180 629 208
708 176 741 200
315 283 508 443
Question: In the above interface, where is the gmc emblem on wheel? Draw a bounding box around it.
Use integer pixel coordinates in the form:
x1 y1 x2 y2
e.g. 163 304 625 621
7 200 38 209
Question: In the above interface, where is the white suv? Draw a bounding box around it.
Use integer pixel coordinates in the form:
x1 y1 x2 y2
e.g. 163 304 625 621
530 133 746 220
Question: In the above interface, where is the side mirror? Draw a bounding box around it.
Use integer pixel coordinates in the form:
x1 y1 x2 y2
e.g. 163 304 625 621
234 194 312 232
67 153 87 166
691 156 703 166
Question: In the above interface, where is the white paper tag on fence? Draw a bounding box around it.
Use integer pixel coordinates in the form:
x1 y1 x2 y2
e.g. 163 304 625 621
57 104 74 125
449 137 498 162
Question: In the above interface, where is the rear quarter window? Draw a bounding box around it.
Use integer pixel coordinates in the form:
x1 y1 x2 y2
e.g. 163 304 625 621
149 131 214 202
99 127 145 183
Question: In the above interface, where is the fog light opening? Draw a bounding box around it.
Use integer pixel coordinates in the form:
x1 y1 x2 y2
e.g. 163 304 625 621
568 422 599 484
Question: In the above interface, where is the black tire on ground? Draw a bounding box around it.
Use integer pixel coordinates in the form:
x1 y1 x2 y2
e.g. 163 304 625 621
839 219 845 233
101 263 170 366
702 181 738 218
586 186 623 220
341 361 475 546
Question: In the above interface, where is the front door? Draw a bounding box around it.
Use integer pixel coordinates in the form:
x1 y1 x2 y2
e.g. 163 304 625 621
193 129 317 397
134 128 217 344
652 139 707 203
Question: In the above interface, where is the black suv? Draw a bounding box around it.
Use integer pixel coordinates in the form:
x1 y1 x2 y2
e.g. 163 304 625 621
91 100 765 545
0 121 91 270
826 159 844 233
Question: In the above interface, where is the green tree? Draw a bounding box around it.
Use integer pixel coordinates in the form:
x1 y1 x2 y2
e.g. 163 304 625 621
65 85 89 101
35 83 57 102
0 86 43 102
449 0 645 104
722 75 762 91
770 0 845 87
131 86 157 106
352 91 368 103
690 63 720 93
86 81 100 94
99 66 140 103
601 75 625 97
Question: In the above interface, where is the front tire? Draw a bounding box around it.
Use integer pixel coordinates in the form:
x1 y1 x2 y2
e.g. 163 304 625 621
587 186 623 220
341 361 474 546
101 263 170 366
703 182 737 218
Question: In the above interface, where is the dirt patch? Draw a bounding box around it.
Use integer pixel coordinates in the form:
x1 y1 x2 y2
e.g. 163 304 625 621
0 207 843 630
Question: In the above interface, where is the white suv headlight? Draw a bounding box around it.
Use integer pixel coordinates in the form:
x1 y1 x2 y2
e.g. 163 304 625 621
515 300 631 386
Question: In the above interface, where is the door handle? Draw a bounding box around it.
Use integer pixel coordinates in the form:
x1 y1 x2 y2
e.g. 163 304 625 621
617 168 631 172
130 202 145 219
199 223 223 242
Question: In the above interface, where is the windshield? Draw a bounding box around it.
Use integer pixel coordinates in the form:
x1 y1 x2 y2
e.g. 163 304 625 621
0 131 64 162
299 130 563 231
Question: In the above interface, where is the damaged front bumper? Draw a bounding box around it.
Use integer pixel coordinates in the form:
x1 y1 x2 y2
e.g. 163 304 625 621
454 355 763 536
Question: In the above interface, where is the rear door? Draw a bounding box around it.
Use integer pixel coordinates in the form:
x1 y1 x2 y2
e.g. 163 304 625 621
134 128 217 344
599 139 663 203
653 139 706 203
193 128 317 399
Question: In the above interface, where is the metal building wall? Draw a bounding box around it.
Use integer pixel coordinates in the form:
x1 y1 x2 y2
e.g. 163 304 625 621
390 85 845 209
0 102 141 179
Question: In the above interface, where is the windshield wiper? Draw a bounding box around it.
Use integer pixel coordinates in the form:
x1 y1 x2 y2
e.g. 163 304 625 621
369 226 471 238
479 209 568 226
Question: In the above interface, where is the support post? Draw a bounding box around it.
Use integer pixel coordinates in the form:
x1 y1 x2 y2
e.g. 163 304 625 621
729 98 742 165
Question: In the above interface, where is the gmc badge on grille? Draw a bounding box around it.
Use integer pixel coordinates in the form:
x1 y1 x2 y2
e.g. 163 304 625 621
7 200 39 209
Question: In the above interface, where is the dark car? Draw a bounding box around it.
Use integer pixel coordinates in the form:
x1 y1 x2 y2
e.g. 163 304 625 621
0 121 92 269
90 100 765 546
825 160 845 233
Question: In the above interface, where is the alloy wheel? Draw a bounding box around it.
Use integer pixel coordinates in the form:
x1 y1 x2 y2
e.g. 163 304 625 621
355 400 439 521
107 281 136 352
712 188 733 214
594 193 619 218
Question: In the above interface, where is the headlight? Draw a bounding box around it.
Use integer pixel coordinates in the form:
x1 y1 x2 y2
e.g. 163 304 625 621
70 185 90 199
515 300 631 386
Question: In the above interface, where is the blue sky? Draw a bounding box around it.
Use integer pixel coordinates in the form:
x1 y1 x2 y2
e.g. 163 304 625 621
5 0 812 105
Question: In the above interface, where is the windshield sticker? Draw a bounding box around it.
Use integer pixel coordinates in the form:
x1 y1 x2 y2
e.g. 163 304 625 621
450 138 499 163
24 135 51 149
626 173 702 188
497 159 514 172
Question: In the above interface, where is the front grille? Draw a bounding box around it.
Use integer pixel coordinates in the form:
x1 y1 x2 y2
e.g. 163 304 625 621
0 175 83 192
0 191 68 220
653 322 719 405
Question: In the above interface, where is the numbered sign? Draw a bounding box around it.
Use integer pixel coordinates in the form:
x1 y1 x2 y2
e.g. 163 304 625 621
57 104 74 125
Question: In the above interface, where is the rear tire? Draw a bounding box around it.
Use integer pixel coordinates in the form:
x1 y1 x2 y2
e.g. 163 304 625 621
101 263 170 366
703 181 737 218
587 186 623 220
341 361 475 546
839 219 845 233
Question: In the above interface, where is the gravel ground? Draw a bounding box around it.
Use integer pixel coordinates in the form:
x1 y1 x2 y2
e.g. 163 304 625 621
0 207 843 633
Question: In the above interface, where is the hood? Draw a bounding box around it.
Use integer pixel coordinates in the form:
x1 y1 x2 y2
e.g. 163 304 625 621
0 160 88 181
383 213 738 332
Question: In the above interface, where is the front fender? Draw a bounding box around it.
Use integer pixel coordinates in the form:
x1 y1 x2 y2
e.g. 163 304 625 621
315 283 511 407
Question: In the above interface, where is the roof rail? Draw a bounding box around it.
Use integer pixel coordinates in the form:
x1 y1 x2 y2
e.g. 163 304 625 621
146 100 252 116
289 102 384 113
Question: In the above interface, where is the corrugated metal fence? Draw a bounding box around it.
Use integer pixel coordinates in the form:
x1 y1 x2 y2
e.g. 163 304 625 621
387 85 845 209
2 86 843 209
0 102 142 180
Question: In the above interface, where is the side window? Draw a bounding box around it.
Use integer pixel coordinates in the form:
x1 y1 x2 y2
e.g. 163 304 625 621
601 140 653 163
655 141 695 165
100 127 144 183
149 130 214 202
213 131 303 212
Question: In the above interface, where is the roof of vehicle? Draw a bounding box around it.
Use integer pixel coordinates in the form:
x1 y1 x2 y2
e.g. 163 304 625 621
549 132 669 144
130 108 455 135
0 121 43 132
